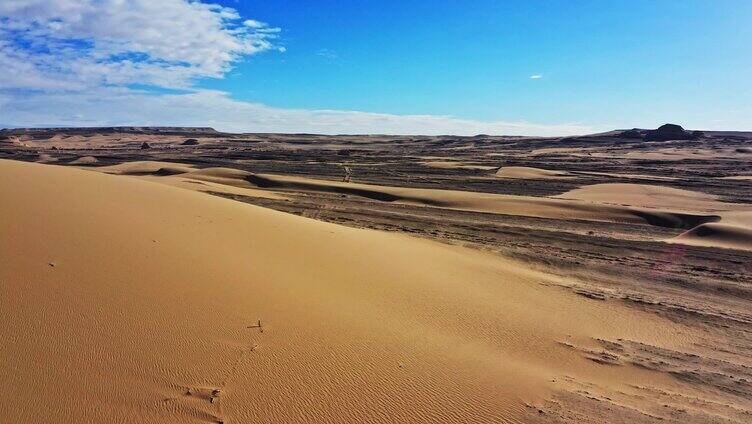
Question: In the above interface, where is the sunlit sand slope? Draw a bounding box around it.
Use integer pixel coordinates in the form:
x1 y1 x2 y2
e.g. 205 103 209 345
1 160 697 423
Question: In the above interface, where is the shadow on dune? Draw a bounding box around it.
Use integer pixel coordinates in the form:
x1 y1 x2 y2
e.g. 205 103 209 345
672 223 752 251
244 174 450 206
630 210 721 230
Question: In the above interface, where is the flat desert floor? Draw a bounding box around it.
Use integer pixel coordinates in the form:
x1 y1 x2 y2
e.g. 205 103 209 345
1 127 751 423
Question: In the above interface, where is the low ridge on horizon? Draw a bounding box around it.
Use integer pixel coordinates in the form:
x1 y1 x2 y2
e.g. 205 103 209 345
3 123 749 138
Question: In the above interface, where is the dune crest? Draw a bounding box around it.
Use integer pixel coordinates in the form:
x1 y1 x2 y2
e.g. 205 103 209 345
91 161 720 229
0 159 702 423
420 160 497 170
495 166 574 179
671 223 752 251
557 183 727 212
721 175 752 181
69 155 99 165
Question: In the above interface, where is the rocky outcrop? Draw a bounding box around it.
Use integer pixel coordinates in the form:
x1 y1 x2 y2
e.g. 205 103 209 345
644 124 703 141
619 129 644 139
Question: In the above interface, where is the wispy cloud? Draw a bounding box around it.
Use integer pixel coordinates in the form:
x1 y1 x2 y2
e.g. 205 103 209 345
316 49 338 60
1 89 596 136
529 74 543 80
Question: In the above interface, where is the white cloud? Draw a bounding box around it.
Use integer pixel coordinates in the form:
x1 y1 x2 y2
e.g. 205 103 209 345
0 1 596 136
0 88 596 136
529 74 543 80
0 0 281 89
243 19 265 28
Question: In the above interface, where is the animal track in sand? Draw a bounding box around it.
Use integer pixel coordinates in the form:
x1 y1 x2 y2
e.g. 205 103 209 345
247 319 263 333
183 319 265 423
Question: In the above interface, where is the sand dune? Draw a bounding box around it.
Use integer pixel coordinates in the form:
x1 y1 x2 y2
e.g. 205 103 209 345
249 173 721 228
243 174 723 229
96 160 196 175
555 184 752 250
721 175 752 181
35 153 59 163
90 160 752 251
0 159 702 423
495 166 574 179
69 155 99 165
624 147 752 161
571 171 678 181
90 161 720 230
420 160 497 170
717 210 752 228
671 223 752 251
94 161 283 200
556 183 728 212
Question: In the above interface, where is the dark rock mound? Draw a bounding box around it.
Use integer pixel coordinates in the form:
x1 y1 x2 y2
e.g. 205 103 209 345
644 124 702 141
619 129 644 139
181 138 200 146
140 142 151 149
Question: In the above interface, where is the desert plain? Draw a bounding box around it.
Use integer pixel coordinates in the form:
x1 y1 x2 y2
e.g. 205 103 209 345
1 124 751 423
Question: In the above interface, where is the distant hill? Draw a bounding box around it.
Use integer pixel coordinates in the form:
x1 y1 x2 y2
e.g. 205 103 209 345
0 126 221 137
1 124 749 140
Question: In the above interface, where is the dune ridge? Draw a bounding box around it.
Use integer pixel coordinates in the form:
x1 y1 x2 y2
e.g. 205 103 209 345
0 159 703 423
93 161 721 230
420 160 497 170
556 183 726 212
495 166 574 179
670 223 752 251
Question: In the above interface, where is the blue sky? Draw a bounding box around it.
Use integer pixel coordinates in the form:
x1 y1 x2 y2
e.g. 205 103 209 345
1 0 750 134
